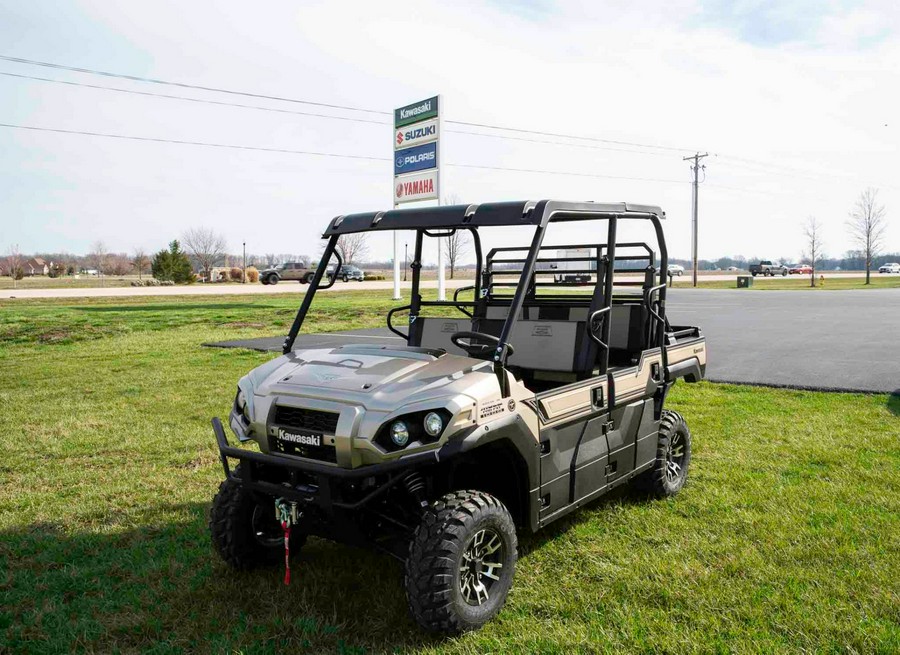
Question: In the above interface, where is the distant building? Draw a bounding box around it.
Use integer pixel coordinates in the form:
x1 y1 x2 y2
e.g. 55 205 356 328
23 258 49 276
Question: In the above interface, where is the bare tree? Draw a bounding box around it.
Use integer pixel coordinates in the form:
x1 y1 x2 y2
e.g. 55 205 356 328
334 233 369 266
182 227 227 282
88 241 107 287
803 216 824 288
847 188 888 285
443 230 469 279
132 248 150 280
5 244 24 288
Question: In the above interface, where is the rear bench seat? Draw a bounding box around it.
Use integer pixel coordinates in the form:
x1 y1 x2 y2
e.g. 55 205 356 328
409 303 647 372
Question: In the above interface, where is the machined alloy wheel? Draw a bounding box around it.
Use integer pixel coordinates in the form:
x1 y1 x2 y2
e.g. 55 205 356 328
665 428 688 486
405 490 517 634
459 528 505 606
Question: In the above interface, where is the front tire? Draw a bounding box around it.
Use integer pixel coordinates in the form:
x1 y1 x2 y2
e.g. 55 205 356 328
634 410 692 498
267 274 278 285
209 475 304 569
405 490 517 635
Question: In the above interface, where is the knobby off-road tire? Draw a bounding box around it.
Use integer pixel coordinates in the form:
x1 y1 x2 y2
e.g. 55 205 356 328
634 410 692 498
209 473 305 570
405 490 517 635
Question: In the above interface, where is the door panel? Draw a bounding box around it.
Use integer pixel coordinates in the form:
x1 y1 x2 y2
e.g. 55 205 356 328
605 399 644 486
537 378 608 519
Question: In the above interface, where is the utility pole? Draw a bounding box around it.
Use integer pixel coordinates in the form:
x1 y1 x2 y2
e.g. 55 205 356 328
242 241 247 283
404 243 408 282
683 152 708 288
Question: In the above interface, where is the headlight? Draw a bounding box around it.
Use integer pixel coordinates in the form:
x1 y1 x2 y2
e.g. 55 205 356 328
424 412 443 437
235 388 251 422
390 421 410 447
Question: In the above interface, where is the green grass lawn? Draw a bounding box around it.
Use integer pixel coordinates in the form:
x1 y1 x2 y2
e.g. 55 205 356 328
1 294 898 654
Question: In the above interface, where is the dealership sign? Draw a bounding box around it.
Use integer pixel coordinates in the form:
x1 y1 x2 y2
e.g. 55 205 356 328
393 95 440 205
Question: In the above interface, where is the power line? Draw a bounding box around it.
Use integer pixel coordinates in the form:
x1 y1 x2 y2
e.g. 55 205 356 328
0 71 673 157
0 53 696 154
0 122 392 162
0 71 390 126
0 121 689 185
0 54 391 116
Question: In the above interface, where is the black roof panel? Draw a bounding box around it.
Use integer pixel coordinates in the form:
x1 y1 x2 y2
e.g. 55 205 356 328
323 200 664 235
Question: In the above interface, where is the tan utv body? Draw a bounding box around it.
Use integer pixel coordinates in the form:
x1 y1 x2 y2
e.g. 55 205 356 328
210 200 706 634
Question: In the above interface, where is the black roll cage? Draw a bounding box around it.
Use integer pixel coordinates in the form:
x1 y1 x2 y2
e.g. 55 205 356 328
282 200 670 396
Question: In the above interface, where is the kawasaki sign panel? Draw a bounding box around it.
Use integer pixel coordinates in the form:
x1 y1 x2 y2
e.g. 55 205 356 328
394 142 437 175
394 96 438 128
393 95 441 205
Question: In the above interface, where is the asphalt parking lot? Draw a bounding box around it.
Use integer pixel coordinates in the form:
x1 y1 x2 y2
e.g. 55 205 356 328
208 288 899 394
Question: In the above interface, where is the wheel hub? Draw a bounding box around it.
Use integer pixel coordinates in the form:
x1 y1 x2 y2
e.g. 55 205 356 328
665 432 686 483
459 528 504 606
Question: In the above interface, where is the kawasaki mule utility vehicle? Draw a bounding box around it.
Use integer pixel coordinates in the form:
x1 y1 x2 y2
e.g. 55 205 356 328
210 200 707 634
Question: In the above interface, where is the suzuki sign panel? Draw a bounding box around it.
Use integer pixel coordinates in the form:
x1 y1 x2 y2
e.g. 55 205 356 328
395 118 438 149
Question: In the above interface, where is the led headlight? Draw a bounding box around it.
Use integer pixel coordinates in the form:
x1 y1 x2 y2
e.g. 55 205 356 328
424 412 444 437
390 421 410 447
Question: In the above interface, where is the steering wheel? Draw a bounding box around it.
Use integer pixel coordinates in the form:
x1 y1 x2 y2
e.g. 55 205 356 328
451 332 515 358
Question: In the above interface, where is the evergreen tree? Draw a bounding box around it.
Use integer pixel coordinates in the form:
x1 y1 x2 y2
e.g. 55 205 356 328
151 240 194 283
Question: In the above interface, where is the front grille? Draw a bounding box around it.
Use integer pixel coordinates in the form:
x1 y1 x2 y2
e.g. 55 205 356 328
273 406 339 434
269 437 337 463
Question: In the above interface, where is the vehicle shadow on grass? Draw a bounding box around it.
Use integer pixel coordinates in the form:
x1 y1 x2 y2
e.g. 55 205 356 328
888 390 900 417
0 504 441 655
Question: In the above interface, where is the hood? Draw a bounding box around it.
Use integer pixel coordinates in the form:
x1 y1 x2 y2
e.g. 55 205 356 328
256 344 493 401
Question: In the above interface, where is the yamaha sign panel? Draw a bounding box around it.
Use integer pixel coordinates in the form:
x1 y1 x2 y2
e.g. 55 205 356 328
393 96 440 205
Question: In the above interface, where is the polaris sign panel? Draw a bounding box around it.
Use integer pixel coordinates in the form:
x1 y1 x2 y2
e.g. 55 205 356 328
394 169 438 204
394 142 437 175
395 118 438 149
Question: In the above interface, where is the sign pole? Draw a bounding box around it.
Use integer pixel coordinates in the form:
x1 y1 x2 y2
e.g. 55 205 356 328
436 94 445 301
392 229 401 300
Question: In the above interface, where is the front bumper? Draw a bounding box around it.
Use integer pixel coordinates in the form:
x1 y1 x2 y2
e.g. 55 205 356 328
213 417 462 510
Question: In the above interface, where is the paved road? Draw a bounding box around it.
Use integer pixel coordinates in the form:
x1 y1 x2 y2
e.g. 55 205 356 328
1 271 883 300
207 288 900 394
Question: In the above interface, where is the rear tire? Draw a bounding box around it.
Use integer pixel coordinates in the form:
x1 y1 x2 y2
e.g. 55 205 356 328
209 474 304 570
405 490 517 635
782 269 788 276
633 410 691 498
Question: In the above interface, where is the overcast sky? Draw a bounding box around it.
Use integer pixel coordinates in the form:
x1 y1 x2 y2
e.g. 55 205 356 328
1 0 898 266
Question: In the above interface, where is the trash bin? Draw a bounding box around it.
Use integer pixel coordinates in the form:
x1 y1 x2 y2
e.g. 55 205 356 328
737 275 753 288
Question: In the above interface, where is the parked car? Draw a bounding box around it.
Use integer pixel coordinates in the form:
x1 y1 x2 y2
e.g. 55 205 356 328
726 266 740 272
749 260 788 277
789 264 813 275
259 262 314 285
328 264 365 282
667 264 685 276
879 262 900 274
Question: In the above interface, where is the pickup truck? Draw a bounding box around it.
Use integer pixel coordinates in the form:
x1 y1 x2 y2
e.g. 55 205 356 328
259 262 315 285
749 260 788 277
